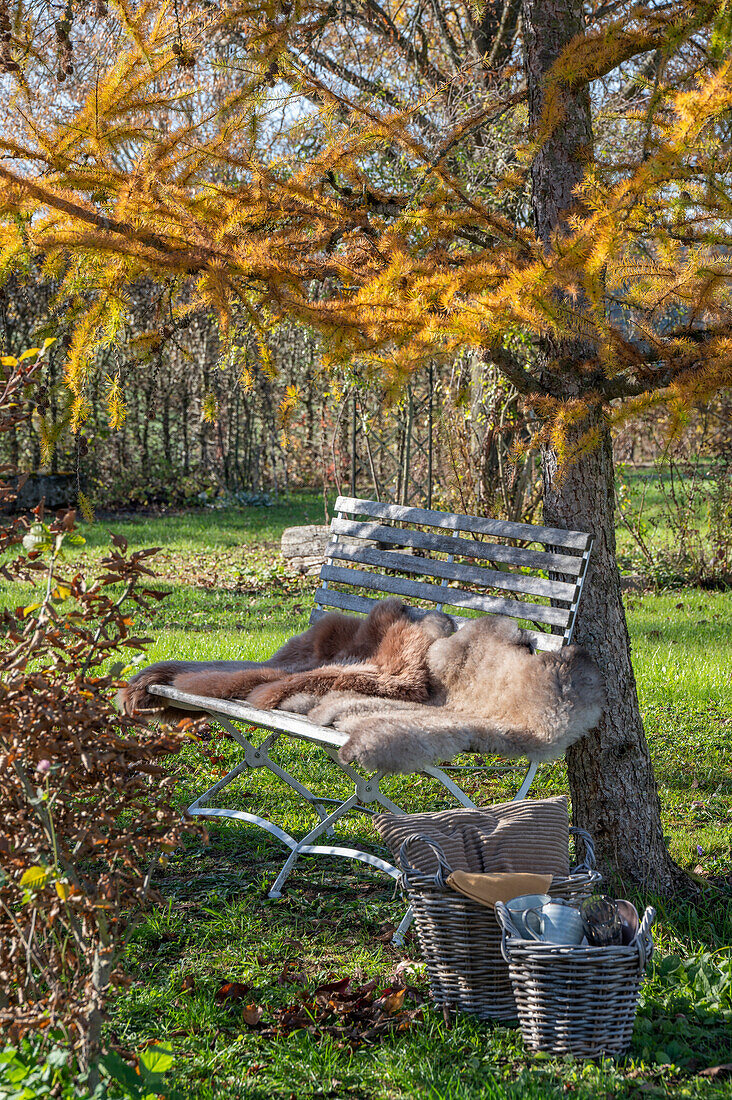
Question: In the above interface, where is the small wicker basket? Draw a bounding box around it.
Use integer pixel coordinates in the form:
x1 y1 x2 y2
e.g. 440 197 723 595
495 901 655 1057
398 826 602 1021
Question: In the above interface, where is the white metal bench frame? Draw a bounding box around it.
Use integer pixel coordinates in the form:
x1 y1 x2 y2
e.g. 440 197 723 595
150 497 592 942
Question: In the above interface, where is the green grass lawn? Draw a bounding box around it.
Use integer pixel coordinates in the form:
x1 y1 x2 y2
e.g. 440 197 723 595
614 461 727 582
2 496 732 1099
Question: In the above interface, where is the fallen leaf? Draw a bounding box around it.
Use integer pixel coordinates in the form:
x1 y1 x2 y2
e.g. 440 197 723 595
215 981 251 1003
278 962 307 985
394 960 424 982
267 979 424 1046
314 977 351 997
347 979 377 1002
699 1065 732 1079
379 987 406 1015
241 1004 263 1027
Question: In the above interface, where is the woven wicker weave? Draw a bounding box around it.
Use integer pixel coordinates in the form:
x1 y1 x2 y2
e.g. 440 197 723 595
398 827 601 1021
495 901 655 1056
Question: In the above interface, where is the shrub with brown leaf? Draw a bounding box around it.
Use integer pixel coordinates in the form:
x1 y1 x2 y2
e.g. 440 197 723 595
0 347 187 1073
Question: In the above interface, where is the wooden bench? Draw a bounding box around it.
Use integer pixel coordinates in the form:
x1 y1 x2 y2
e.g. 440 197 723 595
150 496 592 941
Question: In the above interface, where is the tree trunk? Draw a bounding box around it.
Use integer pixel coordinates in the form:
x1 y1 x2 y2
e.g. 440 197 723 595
522 0 683 889
543 410 682 889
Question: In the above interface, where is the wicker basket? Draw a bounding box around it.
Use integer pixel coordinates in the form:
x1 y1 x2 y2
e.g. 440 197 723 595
495 901 655 1056
398 826 602 1021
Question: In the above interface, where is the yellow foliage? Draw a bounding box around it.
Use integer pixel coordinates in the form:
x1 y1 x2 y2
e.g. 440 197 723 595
78 492 96 523
105 374 128 430
0 0 728 452
202 391 219 422
278 384 301 445
20 866 52 890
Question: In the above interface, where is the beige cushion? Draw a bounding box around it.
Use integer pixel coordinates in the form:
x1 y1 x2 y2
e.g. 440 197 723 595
374 795 570 875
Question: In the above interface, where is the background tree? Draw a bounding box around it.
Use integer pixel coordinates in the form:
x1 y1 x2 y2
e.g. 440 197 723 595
0 0 730 887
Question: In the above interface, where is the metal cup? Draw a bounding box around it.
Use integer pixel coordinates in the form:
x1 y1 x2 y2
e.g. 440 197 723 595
505 893 552 938
580 895 624 946
616 899 640 945
524 899 585 944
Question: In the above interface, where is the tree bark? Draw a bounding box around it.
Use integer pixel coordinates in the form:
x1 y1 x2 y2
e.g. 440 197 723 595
521 0 683 889
543 409 682 890
523 0 592 244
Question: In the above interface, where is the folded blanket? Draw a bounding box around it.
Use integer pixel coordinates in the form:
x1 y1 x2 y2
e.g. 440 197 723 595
447 871 553 908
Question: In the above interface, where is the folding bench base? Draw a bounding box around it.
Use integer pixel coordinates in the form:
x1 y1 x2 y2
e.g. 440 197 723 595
150 684 538 946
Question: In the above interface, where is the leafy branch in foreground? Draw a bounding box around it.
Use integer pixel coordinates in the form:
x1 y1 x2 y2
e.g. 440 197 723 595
0 349 189 1078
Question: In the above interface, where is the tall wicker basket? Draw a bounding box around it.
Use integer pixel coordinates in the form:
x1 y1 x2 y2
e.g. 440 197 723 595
495 901 655 1056
398 827 601 1021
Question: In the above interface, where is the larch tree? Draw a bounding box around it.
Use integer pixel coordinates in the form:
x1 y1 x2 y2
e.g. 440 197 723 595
522 0 672 887
1 0 730 888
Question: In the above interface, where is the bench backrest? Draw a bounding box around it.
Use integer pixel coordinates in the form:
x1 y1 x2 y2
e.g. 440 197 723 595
310 497 592 652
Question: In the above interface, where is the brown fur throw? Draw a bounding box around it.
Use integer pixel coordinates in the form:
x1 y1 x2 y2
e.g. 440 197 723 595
119 598 454 716
121 602 603 776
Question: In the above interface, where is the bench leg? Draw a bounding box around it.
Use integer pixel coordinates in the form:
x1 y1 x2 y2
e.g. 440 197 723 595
267 792 361 897
185 710 539 943
422 758 539 803
513 760 538 801
187 715 334 827
267 767 415 897
421 764 479 808
391 906 415 948
321 748 406 814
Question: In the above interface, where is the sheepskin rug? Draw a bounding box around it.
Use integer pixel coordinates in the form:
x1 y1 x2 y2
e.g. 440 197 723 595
122 598 604 775
306 616 605 773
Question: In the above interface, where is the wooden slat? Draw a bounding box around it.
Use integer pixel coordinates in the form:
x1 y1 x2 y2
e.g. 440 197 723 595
329 518 584 575
312 588 378 616
335 496 590 551
524 630 564 652
327 542 577 602
319 565 572 628
311 597 566 652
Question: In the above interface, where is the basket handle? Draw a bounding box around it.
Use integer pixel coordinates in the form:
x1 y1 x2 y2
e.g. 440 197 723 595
634 906 656 969
398 833 454 889
569 826 595 874
494 900 522 962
